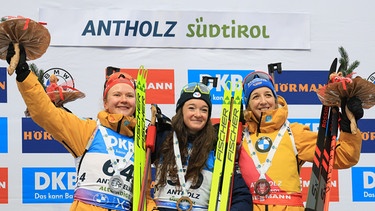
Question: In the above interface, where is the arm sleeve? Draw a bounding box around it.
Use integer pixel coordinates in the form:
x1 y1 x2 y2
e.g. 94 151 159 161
292 122 362 169
333 129 362 168
151 127 171 164
16 72 96 157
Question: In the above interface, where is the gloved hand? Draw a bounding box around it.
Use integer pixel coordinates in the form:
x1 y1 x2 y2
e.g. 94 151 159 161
340 96 364 133
156 106 172 133
6 43 30 81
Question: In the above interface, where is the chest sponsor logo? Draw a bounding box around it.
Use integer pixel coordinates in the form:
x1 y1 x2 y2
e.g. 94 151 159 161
255 137 272 153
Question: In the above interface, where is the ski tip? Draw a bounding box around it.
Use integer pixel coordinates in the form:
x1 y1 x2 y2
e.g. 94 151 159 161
329 58 338 73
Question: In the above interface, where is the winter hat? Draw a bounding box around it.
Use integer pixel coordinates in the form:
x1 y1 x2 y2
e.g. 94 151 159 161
243 75 277 107
103 72 136 99
176 82 212 118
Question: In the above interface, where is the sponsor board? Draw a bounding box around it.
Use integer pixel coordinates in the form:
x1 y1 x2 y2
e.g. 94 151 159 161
43 68 75 88
110 68 175 104
358 119 375 153
300 167 339 202
0 168 8 204
39 9 310 49
0 117 7 153
187 70 328 105
22 167 75 203
352 167 375 202
0 67 6 103
274 71 327 105
187 69 252 105
367 72 375 84
22 118 69 153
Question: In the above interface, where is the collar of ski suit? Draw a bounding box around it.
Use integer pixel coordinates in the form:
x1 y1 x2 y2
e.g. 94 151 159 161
244 96 289 134
97 110 137 137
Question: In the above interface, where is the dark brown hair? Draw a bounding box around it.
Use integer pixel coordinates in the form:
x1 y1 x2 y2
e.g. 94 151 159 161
154 108 216 189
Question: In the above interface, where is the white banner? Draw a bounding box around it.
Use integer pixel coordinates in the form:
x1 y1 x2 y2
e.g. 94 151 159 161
38 9 310 49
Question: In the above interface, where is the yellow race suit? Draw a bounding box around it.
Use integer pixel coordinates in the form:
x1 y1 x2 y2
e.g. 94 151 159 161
16 72 156 211
238 96 362 211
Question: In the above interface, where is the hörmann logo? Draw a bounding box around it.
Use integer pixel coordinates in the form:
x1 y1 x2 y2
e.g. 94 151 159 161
358 119 375 153
22 117 69 153
115 68 175 104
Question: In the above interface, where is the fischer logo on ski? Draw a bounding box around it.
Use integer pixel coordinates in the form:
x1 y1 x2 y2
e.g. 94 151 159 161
209 81 242 211
220 82 242 211
133 66 148 211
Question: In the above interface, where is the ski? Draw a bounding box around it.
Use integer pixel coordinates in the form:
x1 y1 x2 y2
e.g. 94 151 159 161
208 81 242 211
219 82 242 211
305 59 337 211
315 103 335 211
208 82 232 211
133 66 148 211
138 104 157 211
323 107 339 211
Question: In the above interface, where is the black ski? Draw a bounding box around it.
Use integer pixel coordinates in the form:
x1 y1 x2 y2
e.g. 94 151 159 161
305 58 337 211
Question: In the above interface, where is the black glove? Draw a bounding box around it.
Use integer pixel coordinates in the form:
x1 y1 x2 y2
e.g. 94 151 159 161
340 96 364 133
155 105 172 133
6 43 30 81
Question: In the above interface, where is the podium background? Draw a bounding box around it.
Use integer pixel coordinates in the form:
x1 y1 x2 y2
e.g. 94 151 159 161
0 1 375 210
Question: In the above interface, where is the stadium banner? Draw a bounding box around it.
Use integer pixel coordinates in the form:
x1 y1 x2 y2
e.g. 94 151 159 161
39 9 310 49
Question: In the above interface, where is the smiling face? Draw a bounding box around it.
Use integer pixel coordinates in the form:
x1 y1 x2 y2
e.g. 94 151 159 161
248 87 277 120
104 83 136 116
182 99 209 134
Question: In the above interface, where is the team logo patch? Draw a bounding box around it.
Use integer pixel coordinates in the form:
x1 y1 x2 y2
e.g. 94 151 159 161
193 91 202 98
93 193 109 203
255 136 272 153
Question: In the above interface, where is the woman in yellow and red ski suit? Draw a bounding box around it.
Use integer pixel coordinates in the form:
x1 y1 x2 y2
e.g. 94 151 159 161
238 71 364 211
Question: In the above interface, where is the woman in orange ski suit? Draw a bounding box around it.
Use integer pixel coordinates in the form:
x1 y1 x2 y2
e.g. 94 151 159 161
238 71 364 211
7 43 156 211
